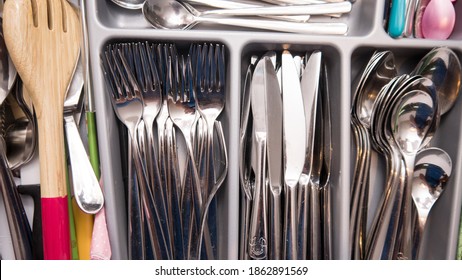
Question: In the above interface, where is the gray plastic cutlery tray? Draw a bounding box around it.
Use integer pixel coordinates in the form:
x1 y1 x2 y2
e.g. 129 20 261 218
83 0 462 260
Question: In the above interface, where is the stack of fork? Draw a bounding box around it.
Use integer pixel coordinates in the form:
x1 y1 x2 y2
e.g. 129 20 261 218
101 42 227 260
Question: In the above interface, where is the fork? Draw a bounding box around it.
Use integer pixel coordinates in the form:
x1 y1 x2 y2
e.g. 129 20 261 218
131 42 173 258
102 45 145 259
166 53 204 259
102 45 169 260
195 43 226 259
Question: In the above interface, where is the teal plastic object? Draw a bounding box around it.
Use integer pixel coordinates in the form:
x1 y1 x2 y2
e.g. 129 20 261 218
388 0 406 38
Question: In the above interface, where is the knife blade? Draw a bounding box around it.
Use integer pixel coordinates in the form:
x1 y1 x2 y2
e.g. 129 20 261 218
264 53 283 260
248 57 272 260
297 50 322 260
282 50 306 260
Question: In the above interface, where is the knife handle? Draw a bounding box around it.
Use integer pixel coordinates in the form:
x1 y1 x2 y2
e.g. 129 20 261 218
248 136 268 260
284 183 298 260
269 186 282 260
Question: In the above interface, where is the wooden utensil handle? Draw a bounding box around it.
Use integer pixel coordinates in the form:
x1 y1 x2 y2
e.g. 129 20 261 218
37 110 70 259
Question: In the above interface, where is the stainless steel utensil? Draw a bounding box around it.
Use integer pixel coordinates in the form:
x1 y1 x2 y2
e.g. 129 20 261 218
265 54 283 261
281 50 306 260
412 147 452 259
64 57 104 214
142 0 348 34
247 57 271 260
298 51 322 260
110 0 145 9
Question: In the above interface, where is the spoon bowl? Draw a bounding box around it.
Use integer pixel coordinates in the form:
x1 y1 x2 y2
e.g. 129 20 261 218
412 147 452 259
412 47 461 115
5 117 35 170
390 87 437 259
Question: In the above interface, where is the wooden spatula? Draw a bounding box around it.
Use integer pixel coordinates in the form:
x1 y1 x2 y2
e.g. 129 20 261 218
3 0 81 259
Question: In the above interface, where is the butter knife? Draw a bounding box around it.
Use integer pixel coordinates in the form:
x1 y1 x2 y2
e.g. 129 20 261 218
282 50 306 260
248 57 270 259
264 53 283 260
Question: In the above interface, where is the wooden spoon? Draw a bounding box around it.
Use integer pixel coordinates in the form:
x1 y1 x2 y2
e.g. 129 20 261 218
3 0 81 259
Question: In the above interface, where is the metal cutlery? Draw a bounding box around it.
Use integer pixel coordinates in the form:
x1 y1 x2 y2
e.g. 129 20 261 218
102 41 228 260
240 49 333 260
281 50 307 260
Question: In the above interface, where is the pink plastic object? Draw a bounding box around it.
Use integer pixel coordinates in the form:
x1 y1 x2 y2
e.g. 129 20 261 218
422 0 456 39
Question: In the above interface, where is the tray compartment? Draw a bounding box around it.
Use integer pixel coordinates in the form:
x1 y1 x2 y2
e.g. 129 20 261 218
350 45 462 259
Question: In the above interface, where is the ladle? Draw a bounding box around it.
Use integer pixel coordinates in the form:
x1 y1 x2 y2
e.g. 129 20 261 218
142 0 348 34
411 147 452 259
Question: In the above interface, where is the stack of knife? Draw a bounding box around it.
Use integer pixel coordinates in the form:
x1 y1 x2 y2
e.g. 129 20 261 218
239 49 332 260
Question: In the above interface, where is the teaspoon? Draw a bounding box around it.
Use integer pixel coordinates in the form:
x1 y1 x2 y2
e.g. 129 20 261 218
391 88 437 259
412 47 461 115
411 147 452 259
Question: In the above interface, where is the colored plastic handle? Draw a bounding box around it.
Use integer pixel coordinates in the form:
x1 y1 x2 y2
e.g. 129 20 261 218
388 0 406 37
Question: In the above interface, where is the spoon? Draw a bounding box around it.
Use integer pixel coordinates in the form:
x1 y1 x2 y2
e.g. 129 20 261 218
142 0 348 34
4 117 34 170
391 88 437 259
350 51 397 259
110 0 145 9
412 47 461 115
421 0 456 39
0 19 17 105
411 147 452 259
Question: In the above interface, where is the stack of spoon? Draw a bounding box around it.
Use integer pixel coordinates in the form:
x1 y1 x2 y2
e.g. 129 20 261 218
350 46 462 259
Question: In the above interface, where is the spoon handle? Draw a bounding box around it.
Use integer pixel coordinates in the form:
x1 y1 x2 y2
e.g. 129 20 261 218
0 141 33 260
388 0 406 37
201 2 351 16
64 115 104 214
196 17 348 34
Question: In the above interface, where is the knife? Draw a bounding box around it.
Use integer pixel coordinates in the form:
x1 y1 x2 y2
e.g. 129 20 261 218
248 57 275 260
297 51 322 260
264 53 283 260
239 55 257 260
281 50 307 260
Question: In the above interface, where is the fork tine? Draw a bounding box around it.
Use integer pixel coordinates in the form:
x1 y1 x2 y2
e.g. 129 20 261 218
147 43 161 92
117 45 142 100
217 44 225 91
195 44 204 93
207 44 216 92
166 54 175 102
132 43 143 88
48 0 63 31
139 42 154 91
111 47 131 99
102 49 120 100
185 54 194 103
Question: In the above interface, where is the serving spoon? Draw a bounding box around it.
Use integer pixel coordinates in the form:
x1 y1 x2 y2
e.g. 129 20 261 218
142 0 348 34
411 147 452 259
